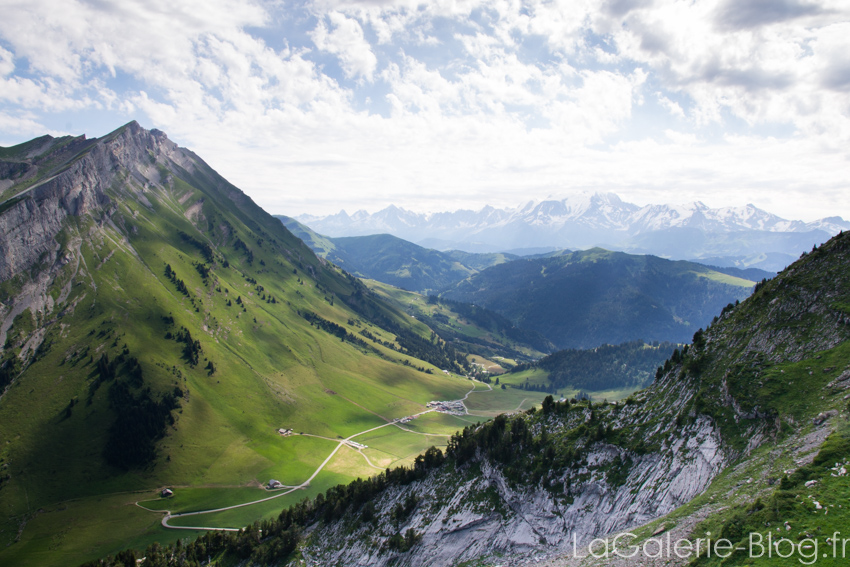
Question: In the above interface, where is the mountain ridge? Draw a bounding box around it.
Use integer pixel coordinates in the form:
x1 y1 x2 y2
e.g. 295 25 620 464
280 216 765 350
95 229 850 567
441 247 758 349
296 193 848 269
277 215 516 294
0 122 506 566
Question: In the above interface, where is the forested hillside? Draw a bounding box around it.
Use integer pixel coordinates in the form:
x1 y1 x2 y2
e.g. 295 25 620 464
88 230 850 567
442 248 757 348
509 340 677 392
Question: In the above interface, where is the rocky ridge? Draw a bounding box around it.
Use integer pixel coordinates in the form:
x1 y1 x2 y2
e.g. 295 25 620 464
290 232 850 566
0 123 183 348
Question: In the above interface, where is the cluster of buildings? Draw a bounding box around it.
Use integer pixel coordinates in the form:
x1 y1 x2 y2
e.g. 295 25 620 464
427 400 466 415
345 440 367 450
395 415 416 424
277 427 293 436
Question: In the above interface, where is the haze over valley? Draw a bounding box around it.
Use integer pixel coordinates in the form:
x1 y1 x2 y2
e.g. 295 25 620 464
295 195 849 272
2 1 850 565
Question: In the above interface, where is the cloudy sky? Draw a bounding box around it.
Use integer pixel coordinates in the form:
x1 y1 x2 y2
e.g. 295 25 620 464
1 0 849 221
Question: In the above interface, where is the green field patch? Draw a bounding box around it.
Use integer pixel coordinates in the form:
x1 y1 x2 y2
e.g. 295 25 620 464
396 411 474 436
469 354 506 374
692 270 756 287
572 385 643 401
324 445 384 477
0 492 172 567
359 446 399 469
354 427 449 461
254 434 343 486
166 471 354 529
138 486 265 514
497 368 548 387
463 387 547 415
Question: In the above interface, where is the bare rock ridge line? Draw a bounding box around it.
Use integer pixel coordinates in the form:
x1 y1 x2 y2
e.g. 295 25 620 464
290 233 850 566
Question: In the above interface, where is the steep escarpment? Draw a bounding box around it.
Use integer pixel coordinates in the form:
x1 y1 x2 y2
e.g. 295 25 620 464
297 235 848 567
0 125 149 281
0 124 178 348
0 123 481 567
112 232 850 567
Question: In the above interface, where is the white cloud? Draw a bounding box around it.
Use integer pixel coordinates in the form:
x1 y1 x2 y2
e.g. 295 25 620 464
0 0 848 223
0 111 61 138
311 11 378 80
606 0 850 138
658 94 685 118
0 46 14 76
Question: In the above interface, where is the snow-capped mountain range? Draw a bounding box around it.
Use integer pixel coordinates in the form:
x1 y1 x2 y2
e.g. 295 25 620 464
295 193 849 271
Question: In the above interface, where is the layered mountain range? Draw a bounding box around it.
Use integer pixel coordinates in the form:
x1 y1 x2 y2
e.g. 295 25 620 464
0 122 515 566
4 122 849 567
297 193 849 271
281 216 762 350
99 225 850 567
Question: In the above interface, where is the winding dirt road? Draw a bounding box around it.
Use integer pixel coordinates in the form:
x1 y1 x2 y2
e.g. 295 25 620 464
140 379 491 531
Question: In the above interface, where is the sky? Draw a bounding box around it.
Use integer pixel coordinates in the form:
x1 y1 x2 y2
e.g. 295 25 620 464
1 0 849 221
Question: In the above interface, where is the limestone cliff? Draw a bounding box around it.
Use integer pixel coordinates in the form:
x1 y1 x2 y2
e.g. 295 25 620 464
291 232 850 567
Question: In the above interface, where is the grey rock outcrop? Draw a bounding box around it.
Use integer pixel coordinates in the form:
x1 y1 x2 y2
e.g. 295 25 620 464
0 122 194 354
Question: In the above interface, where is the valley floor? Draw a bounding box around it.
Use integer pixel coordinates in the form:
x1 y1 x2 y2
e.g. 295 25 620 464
1 376 544 567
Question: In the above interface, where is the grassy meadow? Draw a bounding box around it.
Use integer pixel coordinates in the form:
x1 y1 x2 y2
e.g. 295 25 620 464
0 133 549 567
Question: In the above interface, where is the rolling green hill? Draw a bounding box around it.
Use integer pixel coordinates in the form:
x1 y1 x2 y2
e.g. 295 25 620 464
441 247 758 349
0 123 545 566
277 216 516 293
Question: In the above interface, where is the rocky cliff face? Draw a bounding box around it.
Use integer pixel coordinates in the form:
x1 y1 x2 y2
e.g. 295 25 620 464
0 123 184 282
291 232 850 567
0 122 195 352
299 375 727 567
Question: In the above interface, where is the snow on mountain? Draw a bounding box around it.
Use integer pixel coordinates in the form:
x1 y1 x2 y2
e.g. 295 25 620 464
294 193 848 264
805 216 850 234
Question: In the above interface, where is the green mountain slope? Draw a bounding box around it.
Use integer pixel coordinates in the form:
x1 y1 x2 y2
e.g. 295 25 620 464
442 247 757 349
364 279 554 363
277 216 515 293
103 229 850 567
505 339 678 394
0 123 536 566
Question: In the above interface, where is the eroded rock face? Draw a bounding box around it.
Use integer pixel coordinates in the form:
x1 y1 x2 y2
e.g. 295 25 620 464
297 237 850 567
0 122 192 350
303 409 726 567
